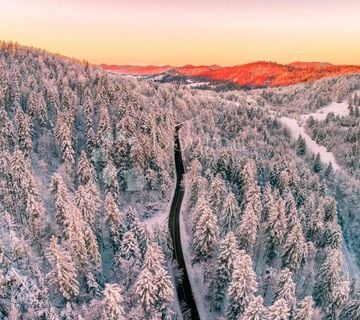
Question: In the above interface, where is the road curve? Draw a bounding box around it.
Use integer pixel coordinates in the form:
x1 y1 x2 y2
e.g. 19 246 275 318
169 124 200 320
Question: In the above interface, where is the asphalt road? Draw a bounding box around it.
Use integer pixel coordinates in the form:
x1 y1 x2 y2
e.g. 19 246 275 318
168 125 200 320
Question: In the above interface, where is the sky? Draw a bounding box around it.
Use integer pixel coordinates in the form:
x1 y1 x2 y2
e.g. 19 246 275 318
0 0 360 66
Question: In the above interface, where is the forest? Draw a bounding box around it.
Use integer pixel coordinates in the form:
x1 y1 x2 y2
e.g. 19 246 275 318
0 41 359 320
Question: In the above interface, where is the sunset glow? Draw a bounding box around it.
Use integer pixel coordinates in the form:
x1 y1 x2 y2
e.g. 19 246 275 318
1 0 360 65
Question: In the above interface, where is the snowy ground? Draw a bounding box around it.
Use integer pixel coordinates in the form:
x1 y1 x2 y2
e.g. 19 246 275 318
280 116 340 171
300 101 349 122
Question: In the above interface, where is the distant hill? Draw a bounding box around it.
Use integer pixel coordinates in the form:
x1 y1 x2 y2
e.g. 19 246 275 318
101 61 360 87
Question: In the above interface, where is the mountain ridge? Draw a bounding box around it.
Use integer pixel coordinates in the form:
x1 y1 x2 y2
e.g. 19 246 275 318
101 61 360 87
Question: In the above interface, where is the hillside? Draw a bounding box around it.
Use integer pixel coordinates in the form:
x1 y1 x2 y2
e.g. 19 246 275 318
1 41 360 319
102 61 360 88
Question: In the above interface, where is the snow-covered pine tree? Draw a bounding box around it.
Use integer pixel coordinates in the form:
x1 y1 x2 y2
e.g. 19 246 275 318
77 150 96 186
115 230 141 267
239 160 261 217
322 221 342 249
104 192 126 250
273 268 296 309
327 280 350 320
209 174 227 216
14 107 32 157
134 244 174 318
73 185 98 227
55 112 75 164
102 160 119 195
313 248 342 308
96 104 113 164
242 295 264 320
238 202 259 253
313 153 323 173
208 231 238 311
282 219 307 273
264 298 290 320
294 296 314 320
221 191 241 234
261 183 274 222
226 251 258 320
296 135 307 156
102 283 125 320
339 299 360 320
46 236 79 300
265 196 287 263
191 200 219 265
323 197 337 223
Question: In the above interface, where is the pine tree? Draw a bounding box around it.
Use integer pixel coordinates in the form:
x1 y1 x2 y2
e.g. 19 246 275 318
323 197 337 223
189 159 202 208
274 269 296 307
296 135 306 156
240 160 261 217
134 268 157 315
103 160 119 195
209 174 226 216
116 230 141 267
322 221 342 249
306 208 324 245
265 197 287 263
221 191 241 234
96 104 113 163
314 248 342 308
208 232 238 311
14 107 32 157
294 296 314 320
55 112 75 164
264 298 289 320
63 204 88 266
262 183 274 222
282 220 307 273
77 150 96 186
339 299 360 320
192 201 219 264
73 185 98 226
104 193 126 249
327 280 350 320
83 223 101 273
226 251 258 320
134 244 174 318
242 296 264 320
283 188 298 234
238 202 259 253
102 283 125 320
131 218 149 258
313 153 323 173
46 236 79 300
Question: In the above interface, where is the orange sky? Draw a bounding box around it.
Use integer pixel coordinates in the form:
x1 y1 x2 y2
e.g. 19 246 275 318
1 0 360 66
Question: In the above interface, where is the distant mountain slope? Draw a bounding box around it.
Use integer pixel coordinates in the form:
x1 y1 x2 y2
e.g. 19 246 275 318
101 61 360 87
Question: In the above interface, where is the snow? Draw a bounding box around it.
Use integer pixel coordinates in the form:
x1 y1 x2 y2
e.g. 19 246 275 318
279 116 340 171
186 82 210 88
300 101 349 122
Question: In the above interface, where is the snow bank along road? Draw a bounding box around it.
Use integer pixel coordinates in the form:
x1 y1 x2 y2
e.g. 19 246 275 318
168 124 200 320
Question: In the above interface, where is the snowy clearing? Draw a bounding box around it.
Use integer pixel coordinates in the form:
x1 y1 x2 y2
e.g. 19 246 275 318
279 116 340 171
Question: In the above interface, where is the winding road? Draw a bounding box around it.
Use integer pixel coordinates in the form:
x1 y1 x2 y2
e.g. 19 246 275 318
169 125 200 320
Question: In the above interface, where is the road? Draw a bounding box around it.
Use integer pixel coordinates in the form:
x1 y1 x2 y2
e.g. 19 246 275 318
168 124 200 320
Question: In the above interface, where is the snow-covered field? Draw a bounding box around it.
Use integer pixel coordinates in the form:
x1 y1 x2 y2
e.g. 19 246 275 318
300 101 349 122
280 116 340 171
